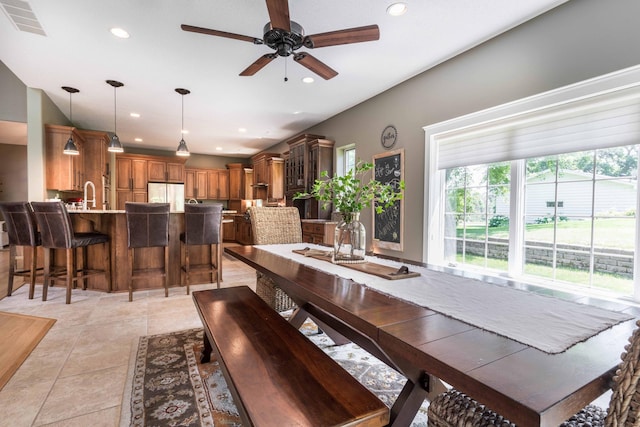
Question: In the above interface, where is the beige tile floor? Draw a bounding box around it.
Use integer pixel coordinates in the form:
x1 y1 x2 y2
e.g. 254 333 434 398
0 247 256 427
0 245 636 426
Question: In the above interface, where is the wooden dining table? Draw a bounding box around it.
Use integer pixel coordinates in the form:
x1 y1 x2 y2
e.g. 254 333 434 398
225 245 637 427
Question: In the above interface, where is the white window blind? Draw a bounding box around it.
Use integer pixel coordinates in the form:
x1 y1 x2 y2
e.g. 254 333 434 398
436 85 640 170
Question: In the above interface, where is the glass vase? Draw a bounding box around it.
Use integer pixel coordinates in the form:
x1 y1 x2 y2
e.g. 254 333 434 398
333 212 366 263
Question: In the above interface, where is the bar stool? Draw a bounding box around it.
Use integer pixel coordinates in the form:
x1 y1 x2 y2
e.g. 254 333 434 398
180 203 223 294
31 201 111 304
125 202 170 302
0 202 43 299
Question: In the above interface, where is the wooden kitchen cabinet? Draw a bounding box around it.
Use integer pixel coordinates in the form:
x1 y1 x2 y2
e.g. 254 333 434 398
45 124 86 192
207 169 229 200
115 155 148 209
301 220 336 245
148 159 184 183
284 134 334 219
77 129 110 209
185 169 207 200
222 216 235 242
227 163 253 200
251 152 283 200
235 215 252 245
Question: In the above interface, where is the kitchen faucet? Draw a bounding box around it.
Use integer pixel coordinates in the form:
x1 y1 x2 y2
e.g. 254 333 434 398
83 180 96 210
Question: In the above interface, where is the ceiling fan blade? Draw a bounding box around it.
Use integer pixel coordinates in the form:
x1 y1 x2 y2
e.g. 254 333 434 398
293 52 338 80
181 24 262 44
240 54 278 76
265 0 290 31
303 24 379 48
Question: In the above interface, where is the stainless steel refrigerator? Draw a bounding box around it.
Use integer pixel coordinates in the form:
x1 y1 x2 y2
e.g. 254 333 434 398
147 182 185 212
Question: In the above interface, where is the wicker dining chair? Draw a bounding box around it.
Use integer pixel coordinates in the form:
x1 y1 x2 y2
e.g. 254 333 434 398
427 319 640 427
248 206 302 312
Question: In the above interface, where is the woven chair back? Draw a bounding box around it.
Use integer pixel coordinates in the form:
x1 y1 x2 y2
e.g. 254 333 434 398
604 319 640 426
249 207 302 244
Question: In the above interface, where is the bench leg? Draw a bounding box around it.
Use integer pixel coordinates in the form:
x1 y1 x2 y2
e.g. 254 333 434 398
200 332 212 363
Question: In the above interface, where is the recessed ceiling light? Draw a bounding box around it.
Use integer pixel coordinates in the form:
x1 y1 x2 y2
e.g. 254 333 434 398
134 138 143 142
238 128 247 133
215 147 223 151
181 129 189 134
387 2 408 16
110 27 130 38
130 112 140 118
302 77 314 84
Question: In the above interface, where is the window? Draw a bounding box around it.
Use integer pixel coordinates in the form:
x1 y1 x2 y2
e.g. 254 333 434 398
344 147 356 175
425 65 640 299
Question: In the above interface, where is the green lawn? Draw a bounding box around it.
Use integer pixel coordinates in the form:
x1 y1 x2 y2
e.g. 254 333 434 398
458 218 635 250
458 253 633 295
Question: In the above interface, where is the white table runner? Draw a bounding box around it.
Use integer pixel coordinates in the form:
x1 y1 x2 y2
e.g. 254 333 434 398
256 243 634 354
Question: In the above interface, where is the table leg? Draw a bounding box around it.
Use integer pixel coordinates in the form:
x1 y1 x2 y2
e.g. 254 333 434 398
200 332 212 363
390 380 428 427
289 305 350 346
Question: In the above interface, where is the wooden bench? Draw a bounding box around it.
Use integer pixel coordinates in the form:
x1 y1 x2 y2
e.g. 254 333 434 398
192 286 390 427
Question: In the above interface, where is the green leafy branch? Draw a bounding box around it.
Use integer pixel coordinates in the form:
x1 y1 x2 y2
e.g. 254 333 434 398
294 161 404 219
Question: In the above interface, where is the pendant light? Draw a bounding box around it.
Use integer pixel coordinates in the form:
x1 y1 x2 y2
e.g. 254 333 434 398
62 86 80 155
175 88 191 157
106 80 124 153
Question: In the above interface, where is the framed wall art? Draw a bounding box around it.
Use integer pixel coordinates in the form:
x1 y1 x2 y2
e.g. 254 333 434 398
372 148 404 251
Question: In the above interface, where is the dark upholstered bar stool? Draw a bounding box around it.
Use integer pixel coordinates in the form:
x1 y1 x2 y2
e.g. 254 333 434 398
125 202 170 302
31 201 111 304
0 202 43 299
180 203 223 294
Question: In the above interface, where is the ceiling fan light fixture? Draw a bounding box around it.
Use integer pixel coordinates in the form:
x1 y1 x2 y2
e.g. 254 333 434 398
61 86 80 155
387 2 408 16
175 88 191 157
106 80 125 153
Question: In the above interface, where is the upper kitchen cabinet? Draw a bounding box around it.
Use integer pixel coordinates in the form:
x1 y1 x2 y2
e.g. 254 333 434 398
115 154 148 210
45 124 86 192
207 169 229 200
148 159 185 182
185 168 207 200
77 129 110 209
251 152 283 201
227 163 253 200
284 134 334 218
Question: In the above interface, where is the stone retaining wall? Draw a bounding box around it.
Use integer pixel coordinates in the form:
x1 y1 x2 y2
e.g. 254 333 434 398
459 238 633 278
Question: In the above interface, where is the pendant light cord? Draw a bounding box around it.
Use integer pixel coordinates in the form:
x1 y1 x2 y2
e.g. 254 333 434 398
181 93 184 136
113 86 117 135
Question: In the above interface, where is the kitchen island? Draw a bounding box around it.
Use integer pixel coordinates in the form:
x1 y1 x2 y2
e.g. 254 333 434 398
38 210 229 294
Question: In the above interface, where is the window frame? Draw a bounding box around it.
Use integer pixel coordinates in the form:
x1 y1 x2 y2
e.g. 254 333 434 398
424 64 640 300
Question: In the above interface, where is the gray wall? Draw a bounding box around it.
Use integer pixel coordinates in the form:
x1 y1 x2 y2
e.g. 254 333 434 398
0 61 27 123
271 0 640 262
0 144 28 202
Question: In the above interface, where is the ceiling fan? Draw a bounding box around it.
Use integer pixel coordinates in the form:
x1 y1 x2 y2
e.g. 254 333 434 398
181 0 380 80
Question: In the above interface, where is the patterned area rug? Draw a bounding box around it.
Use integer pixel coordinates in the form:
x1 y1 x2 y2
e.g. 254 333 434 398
128 321 429 426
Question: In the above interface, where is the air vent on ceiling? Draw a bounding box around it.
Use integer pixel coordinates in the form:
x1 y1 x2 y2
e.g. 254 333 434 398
1 0 45 36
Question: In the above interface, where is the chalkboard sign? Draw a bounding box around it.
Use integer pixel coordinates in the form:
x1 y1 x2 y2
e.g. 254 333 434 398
372 149 404 251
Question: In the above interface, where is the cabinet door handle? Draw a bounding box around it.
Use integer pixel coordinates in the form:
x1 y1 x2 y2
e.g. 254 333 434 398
130 178 133 190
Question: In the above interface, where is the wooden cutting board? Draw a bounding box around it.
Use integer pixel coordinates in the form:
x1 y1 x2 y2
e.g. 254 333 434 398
292 249 421 280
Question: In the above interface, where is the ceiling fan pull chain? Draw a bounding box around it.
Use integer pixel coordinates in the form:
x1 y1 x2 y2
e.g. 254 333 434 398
284 57 288 82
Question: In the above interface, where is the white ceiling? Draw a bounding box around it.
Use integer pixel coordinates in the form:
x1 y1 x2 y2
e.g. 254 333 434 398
0 0 567 157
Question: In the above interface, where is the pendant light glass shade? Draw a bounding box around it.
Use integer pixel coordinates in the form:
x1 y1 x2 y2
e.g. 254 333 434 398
175 88 190 157
62 86 80 155
107 80 124 153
